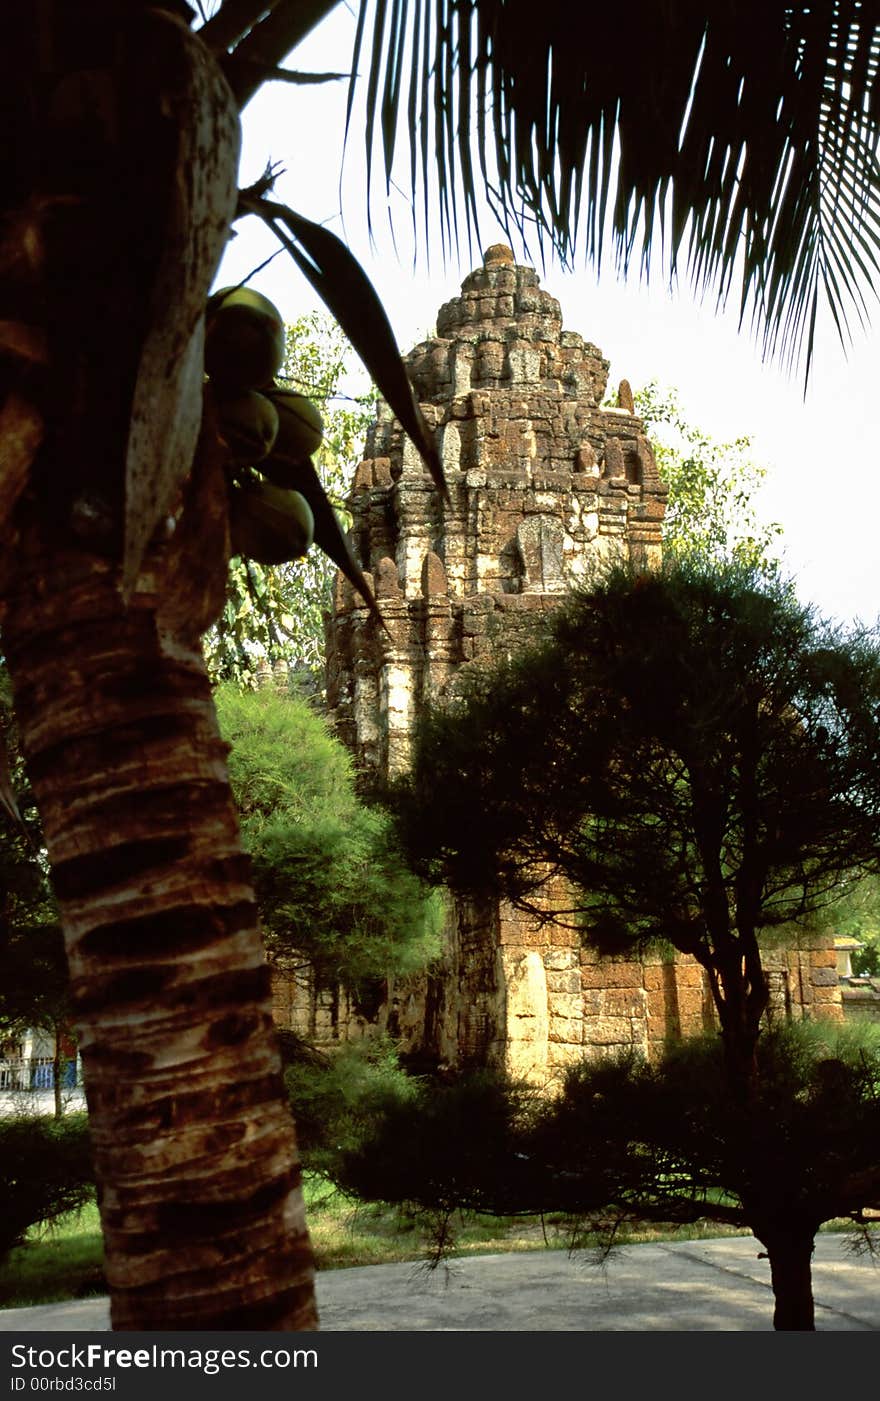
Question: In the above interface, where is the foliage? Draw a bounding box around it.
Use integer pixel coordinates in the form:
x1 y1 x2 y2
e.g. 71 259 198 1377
215 683 442 990
528 1023 880 1232
821 873 880 977
0 679 67 1038
0 1114 94 1259
395 558 880 1090
634 382 784 573
282 1035 419 1173
331 1067 543 1220
347 1 880 380
332 1023 880 1327
206 314 375 691
854 938 880 979
0 1197 104 1309
335 1024 880 1226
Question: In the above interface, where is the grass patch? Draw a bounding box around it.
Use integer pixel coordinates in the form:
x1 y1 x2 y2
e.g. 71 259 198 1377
0 1198 105 1309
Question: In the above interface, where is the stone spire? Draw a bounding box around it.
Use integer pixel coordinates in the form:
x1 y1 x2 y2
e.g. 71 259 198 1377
336 246 666 636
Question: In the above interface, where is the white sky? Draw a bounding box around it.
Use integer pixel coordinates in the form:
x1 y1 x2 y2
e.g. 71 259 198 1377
216 6 880 630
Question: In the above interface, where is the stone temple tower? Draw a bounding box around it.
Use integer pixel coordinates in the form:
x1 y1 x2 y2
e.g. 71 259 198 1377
322 247 842 1079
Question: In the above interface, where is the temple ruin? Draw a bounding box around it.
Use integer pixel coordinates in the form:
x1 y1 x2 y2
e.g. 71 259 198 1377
306 247 843 1080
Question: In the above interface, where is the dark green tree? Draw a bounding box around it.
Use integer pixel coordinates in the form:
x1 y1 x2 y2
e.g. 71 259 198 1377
526 1024 880 1331
334 1023 880 1330
397 560 880 1096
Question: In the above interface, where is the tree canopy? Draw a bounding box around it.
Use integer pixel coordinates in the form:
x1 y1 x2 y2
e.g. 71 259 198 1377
332 1020 880 1330
396 559 880 1089
635 382 784 573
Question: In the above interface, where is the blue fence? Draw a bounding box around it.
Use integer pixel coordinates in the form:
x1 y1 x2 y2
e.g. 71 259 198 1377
0 1057 80 1091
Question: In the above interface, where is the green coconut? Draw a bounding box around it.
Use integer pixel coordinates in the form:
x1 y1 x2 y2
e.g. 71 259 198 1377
205 286 285 391
264 387 324 460
215 390 279 465
229 481 315 564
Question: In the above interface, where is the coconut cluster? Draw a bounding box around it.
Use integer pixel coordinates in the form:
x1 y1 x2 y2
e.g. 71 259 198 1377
205 285 324 564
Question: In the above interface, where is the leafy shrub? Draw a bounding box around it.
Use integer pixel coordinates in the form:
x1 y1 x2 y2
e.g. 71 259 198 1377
0 1113 94 1258
329 1022 880 1231
215 684 443 985
284 1036 420 1175
329 1064 544 1215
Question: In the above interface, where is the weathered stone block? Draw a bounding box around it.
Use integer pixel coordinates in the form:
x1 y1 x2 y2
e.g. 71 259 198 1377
646 989 672 1022
548 1016 583 1045
675 987 706 1019
810 967 840 987
549 992 584 1020
811 1002 845 1022
812 983 842 1002
810 948 838 969
642 964 667 991
672 961 704 988
547 1042 586 1068
374 557 400 599
550 927 577 947
372 456 393 488
583 1017 635 1047
603 988 647 1018
544 948 578 972
421 551 448 596
546 970 582 995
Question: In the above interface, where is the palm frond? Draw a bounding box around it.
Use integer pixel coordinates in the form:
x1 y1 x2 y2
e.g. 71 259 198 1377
240 195 445 497
351 0 880 381
218 0 342 105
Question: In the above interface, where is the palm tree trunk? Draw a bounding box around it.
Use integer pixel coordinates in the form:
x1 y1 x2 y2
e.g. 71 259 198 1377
754 1224 817 1331
2 541 317 1330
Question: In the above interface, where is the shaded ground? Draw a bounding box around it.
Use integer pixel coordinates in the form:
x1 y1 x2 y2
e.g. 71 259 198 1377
1 1234 877 1331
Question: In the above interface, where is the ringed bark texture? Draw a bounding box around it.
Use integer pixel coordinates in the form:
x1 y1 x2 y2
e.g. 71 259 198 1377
3 543 317 1330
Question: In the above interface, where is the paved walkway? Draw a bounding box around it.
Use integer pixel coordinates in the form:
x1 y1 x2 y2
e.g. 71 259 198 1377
1 1234 877 1331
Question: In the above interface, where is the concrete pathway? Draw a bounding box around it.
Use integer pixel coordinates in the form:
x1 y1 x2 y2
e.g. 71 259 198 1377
1 1234 877 1331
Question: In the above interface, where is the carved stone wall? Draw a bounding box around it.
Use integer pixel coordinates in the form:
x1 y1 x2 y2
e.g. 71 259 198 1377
314 247 843 1080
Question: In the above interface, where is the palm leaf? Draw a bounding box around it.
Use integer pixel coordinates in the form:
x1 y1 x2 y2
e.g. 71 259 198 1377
349 0 880 381
214 0 342 105
259 455 385 626
240 195 446 499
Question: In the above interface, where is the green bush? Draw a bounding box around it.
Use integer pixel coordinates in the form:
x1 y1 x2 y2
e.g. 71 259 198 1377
329 1064 544 1215
330 1022 880 1232
283 1036 420 1174
0 1114 94 1258
215 684 442 986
